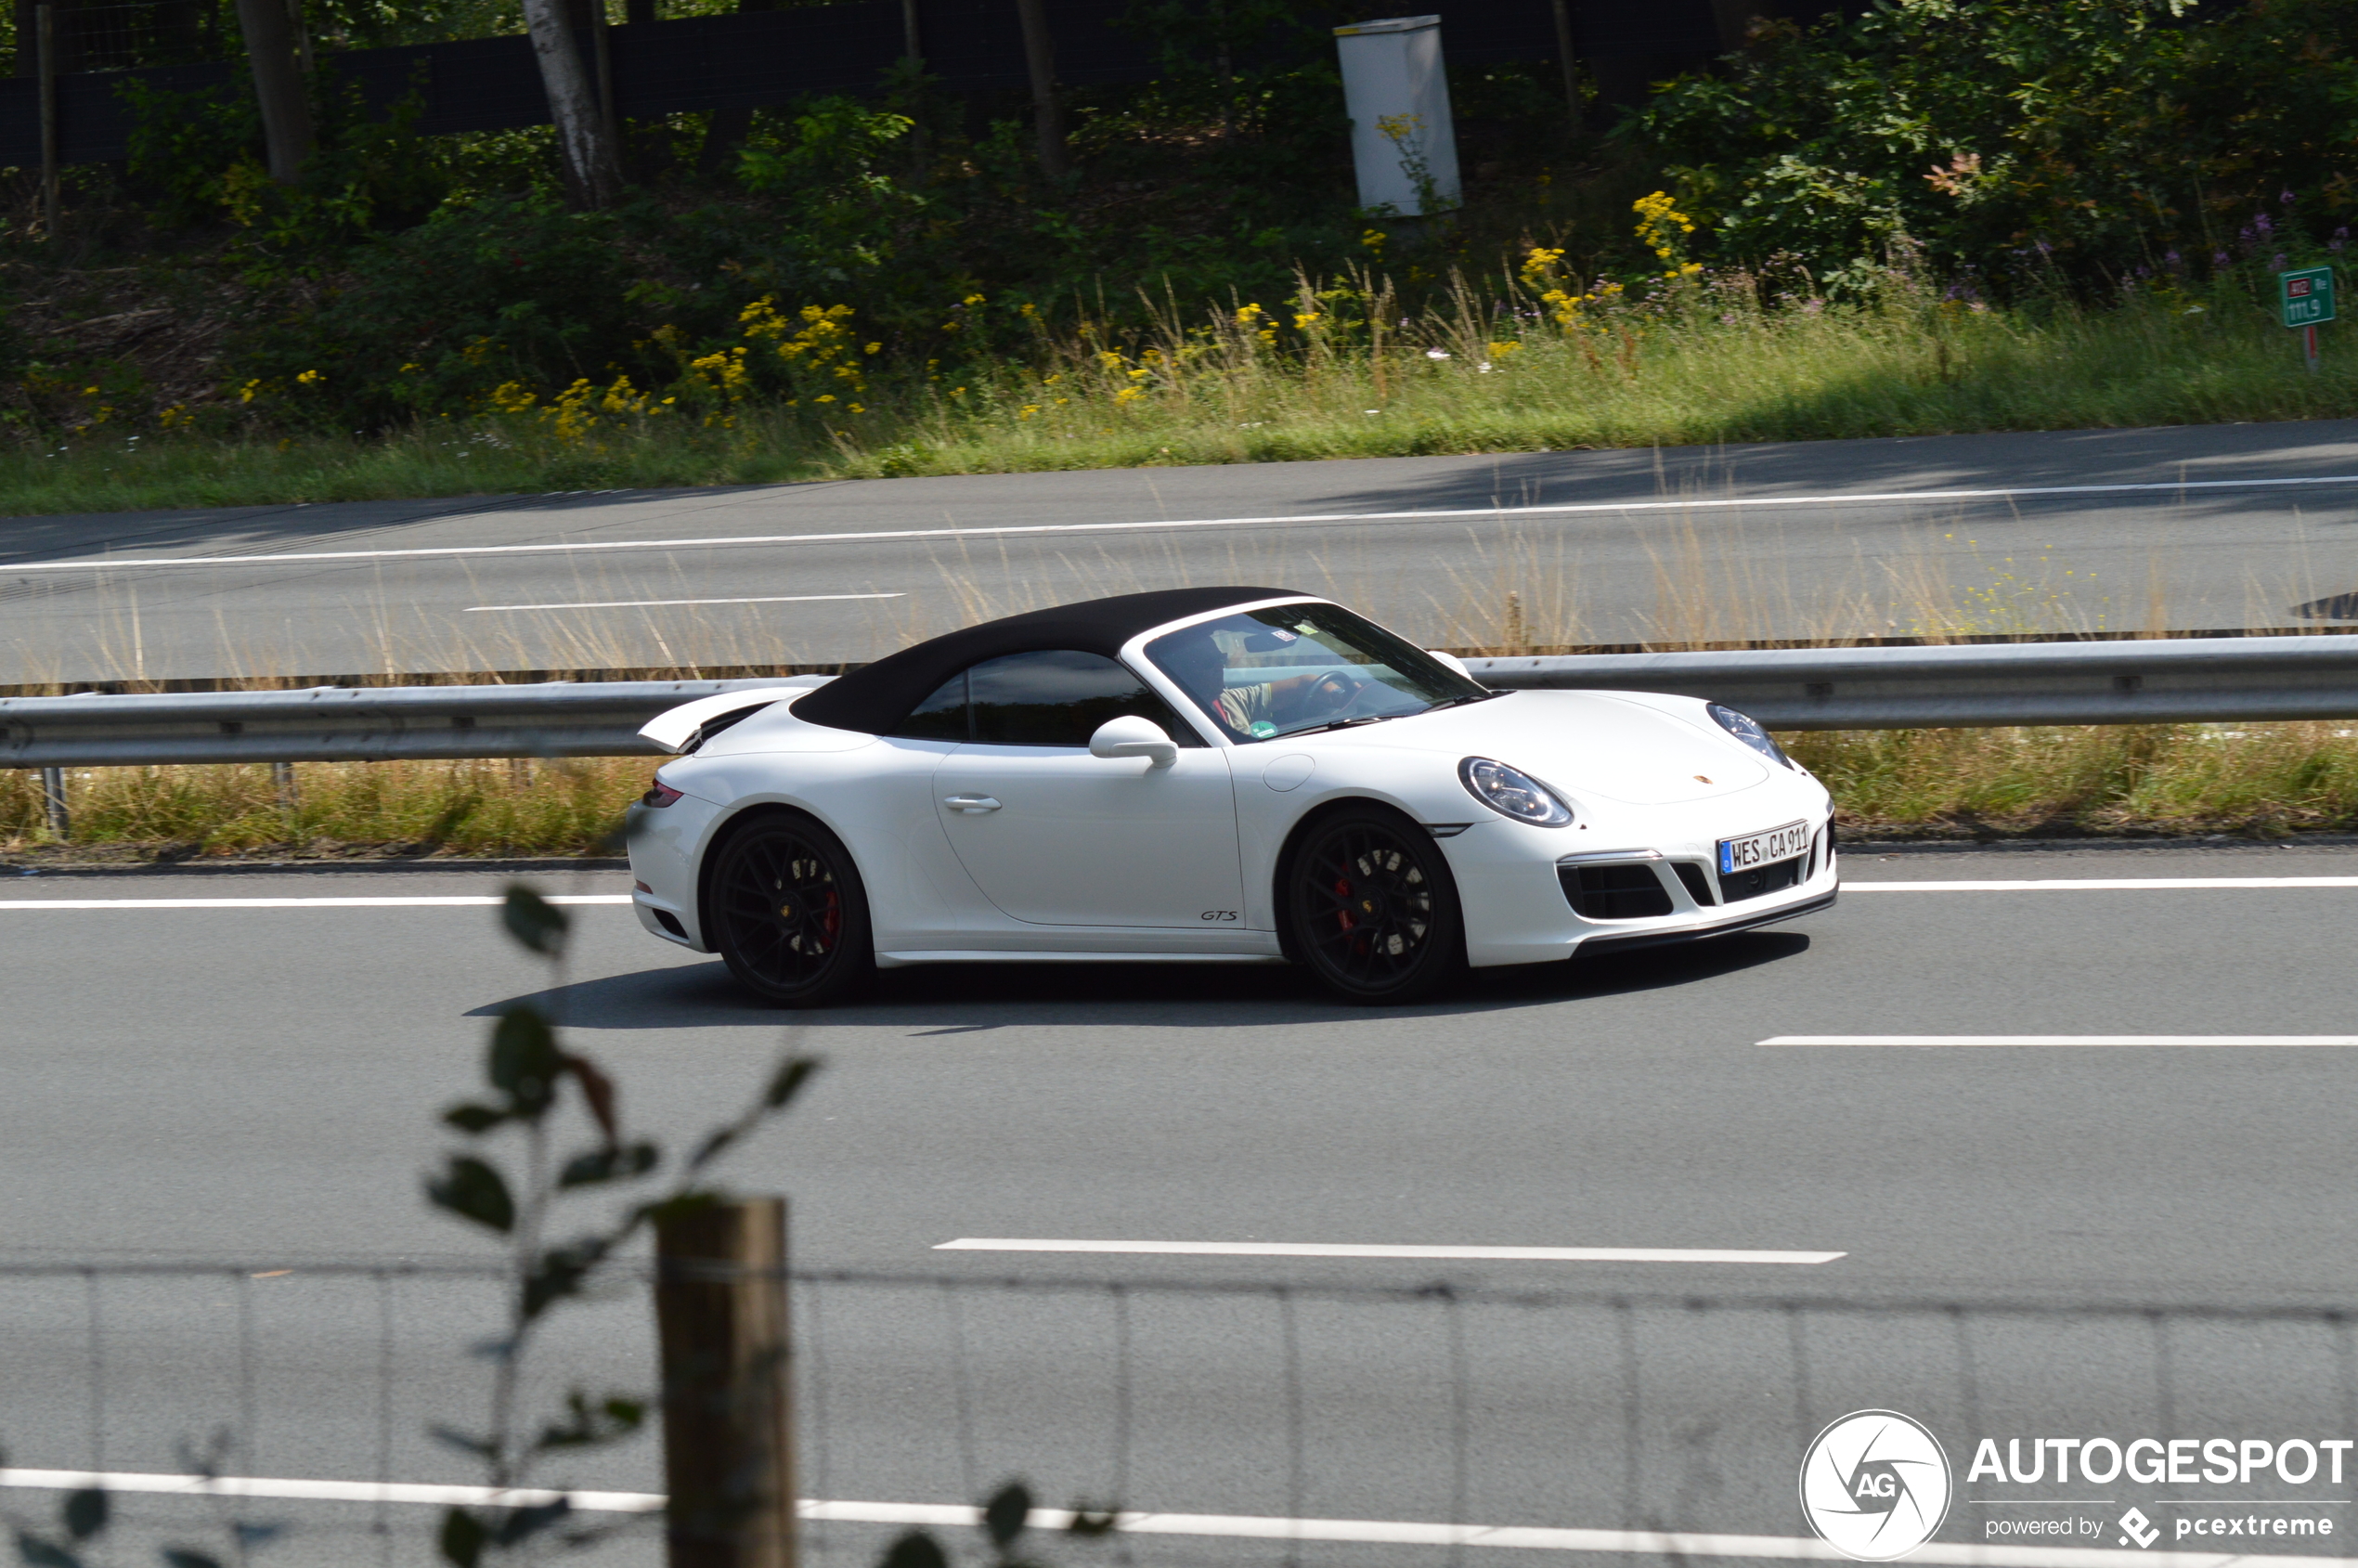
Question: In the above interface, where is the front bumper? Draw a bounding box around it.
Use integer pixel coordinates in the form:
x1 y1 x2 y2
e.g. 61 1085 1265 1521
1448 813 1838 967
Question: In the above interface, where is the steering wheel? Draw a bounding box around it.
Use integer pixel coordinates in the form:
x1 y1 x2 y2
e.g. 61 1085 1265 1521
1299 667 1366 719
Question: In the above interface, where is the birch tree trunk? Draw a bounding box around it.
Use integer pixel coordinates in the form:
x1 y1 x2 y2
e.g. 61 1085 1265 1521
232 0 315 183
521 0 623 208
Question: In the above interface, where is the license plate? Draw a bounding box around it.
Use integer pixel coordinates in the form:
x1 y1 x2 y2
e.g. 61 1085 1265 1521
1719 821 1808 874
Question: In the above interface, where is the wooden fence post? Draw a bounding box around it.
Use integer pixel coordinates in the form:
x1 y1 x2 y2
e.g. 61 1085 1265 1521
655 1198 795 1568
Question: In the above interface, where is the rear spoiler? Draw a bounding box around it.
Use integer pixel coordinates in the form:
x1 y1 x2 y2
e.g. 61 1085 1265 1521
638 676 836 753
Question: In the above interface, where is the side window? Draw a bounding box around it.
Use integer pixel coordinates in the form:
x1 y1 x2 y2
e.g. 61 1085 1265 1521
966 650 1198 747
891 672 969 741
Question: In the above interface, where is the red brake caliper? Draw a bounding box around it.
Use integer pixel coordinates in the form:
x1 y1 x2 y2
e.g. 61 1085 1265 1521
1333 875 1355 931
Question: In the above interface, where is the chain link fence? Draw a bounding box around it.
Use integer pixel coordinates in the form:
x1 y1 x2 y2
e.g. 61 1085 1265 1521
1 1260 2352 1568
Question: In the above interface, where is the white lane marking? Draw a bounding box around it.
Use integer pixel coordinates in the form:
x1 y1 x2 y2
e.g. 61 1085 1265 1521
1847 877 2358 891
0 1466 660 1512
1762 1035 2358 1046
12 472 2358 571
0 1471 2325 1568
464 591 904 612
933 1238 1845 1263
0 895 632 910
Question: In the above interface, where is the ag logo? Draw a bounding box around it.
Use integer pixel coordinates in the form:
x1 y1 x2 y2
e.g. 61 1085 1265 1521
1798 1410 1953 1561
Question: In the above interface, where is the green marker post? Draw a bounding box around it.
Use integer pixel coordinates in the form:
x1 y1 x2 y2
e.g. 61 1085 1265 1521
2280 265 2336 372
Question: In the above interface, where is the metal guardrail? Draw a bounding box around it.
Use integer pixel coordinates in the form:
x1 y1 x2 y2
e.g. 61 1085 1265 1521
9 635 2358 770
1463 632 2358 730
0 678 797 768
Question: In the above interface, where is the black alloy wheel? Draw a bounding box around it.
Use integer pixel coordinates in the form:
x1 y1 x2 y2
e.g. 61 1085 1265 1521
707 813 875 1006
1283 804 1465 1004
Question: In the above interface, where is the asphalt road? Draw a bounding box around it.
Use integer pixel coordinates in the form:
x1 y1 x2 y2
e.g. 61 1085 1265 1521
15 421 2358 684
5 845 2358 1564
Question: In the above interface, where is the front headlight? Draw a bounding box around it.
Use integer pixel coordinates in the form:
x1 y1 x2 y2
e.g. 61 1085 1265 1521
1458 757 1574 826
1707 703 1793 769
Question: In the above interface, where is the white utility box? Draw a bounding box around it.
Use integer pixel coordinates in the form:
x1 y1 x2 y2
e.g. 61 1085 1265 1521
1333 15 1462 216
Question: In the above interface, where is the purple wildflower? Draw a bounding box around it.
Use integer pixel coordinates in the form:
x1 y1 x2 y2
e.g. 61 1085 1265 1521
2274 253 2289 270
2283 189 2298 205
2215 250 2232 267
2334 228 2349 253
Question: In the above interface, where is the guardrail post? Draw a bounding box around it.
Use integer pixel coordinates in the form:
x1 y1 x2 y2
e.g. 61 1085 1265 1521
271 759 298 813
39 766 68 840
655 1197 795 1568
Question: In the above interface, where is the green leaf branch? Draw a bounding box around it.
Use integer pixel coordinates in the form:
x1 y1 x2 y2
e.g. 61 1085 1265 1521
424 884 820 1565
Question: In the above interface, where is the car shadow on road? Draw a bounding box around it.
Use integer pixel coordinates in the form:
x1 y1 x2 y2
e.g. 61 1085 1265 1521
469 930 1810 1030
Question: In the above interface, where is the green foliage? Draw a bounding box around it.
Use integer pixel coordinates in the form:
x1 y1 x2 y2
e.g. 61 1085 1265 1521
425 884 820 1564
1633 0 2358 285
118 78 265 230
883 1480 1125 1568
0 1464 257 1568
119 65 450 253
239 191 641 426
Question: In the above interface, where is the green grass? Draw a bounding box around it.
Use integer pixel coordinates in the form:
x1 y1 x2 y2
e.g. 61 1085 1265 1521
9 726 2358 863
8 271 2356 516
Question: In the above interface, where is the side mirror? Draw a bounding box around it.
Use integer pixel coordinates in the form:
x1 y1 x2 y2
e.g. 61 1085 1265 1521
1426 650 1473 679
1089 715 1179 769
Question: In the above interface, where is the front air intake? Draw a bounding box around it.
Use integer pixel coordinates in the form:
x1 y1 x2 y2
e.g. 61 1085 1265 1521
1671 862 1716 906
1561 862 1675 920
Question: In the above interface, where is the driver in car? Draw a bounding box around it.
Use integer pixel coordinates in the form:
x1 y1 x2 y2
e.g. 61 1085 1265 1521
1155 627 1347 738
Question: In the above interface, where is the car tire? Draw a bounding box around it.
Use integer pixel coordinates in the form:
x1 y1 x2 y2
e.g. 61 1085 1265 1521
1282 803 1466 1004
706 811 875 1007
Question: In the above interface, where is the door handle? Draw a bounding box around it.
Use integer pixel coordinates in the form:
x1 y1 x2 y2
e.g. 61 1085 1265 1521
942 795 1003 813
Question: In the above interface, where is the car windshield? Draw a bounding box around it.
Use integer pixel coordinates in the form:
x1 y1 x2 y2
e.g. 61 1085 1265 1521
1143 602 1489 744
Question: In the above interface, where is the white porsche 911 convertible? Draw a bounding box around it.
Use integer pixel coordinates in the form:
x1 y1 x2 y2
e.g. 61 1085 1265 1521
624 587 1837 1005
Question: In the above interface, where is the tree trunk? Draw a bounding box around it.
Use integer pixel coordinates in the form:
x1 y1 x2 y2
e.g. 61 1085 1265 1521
521 0 623 207
696 0 773 180
232 0 314 183
1549 0 1581 130
1708 0 1764 51
1012 0 1067 178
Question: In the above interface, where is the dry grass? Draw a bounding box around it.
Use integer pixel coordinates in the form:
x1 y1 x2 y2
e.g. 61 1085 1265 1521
0 757 650 860
10 725 2358 863
1791 722 2358 838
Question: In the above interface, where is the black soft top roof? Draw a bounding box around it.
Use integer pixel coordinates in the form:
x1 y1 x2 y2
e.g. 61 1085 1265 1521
792 586 1308 735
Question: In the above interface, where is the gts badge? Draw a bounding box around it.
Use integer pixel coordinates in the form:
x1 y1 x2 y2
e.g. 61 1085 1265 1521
1199 910 1239 922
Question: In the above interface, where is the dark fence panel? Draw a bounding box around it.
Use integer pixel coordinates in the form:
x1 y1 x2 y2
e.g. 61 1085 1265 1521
0 0 1728 170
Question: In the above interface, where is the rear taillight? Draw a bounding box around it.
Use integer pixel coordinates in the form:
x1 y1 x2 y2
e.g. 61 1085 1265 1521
641 777 683 808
